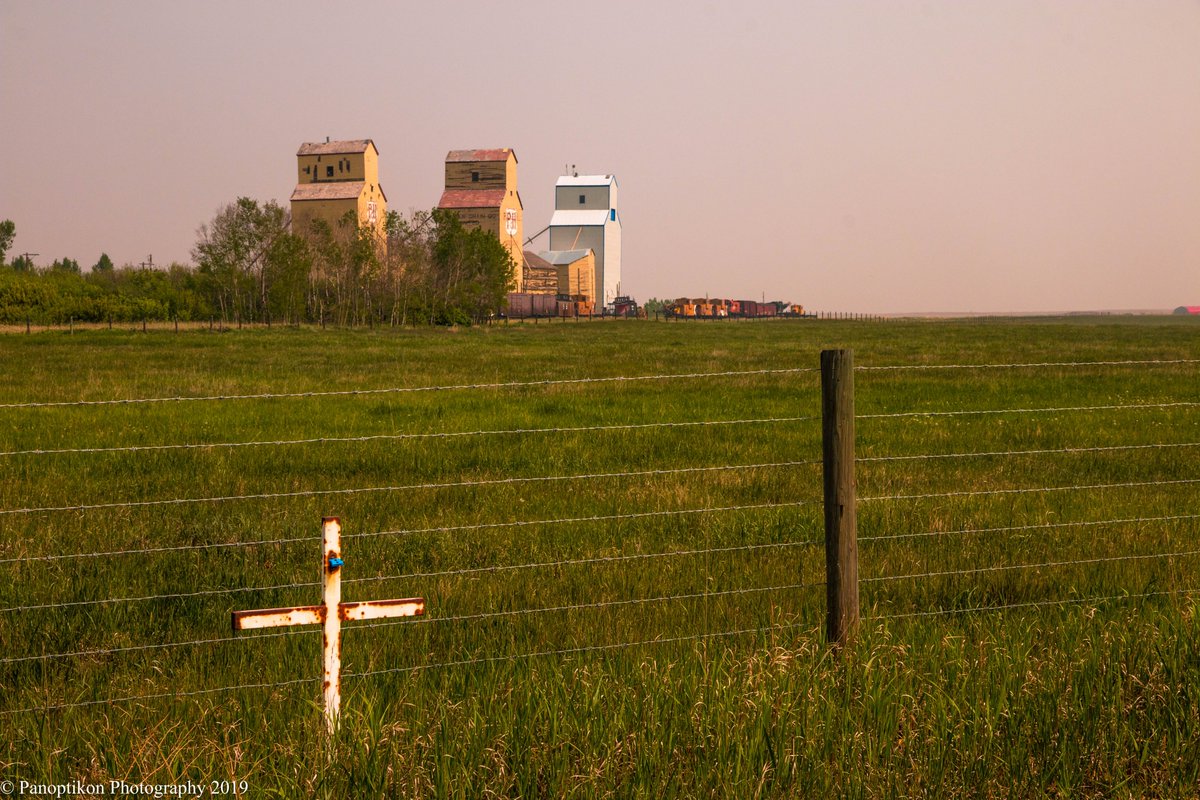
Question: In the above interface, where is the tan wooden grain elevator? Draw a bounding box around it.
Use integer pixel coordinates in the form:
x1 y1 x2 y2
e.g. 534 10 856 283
436 148 524 291
291 139 387 241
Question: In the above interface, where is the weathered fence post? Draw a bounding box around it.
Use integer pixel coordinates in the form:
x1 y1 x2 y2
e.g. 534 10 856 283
321 517 343 729
821 349 859 648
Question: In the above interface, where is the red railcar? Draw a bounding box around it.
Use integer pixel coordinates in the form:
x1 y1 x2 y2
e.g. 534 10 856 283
506 293 533 318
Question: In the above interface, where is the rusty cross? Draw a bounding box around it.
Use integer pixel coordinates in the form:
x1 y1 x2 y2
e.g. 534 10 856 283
232 517 424 734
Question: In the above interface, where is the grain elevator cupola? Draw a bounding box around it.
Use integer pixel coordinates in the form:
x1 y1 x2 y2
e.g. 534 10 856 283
290 139 387 241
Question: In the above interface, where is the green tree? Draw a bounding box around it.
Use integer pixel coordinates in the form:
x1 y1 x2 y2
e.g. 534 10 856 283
385 209 436 325
265 231 311 324
192 197 294 324
379 209 514 326
0 220 14 265
93 253 114 272
429 210 515 324
299 211 385 326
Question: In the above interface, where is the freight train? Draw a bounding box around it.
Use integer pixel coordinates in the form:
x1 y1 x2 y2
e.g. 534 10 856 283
666 298 805 319
505 292 596 318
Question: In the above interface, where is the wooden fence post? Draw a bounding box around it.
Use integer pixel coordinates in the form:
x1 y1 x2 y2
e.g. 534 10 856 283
821 349 859 648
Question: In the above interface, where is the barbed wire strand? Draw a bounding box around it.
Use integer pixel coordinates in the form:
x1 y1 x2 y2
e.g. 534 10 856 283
857 359 1200 372
0 367 818 410
351 580 825 633
4 361 1194 412
0 499 819 565
0 533 318 565
9 585 1194 715
869 587 1196 621
859 401 1200 420
859 513 1200 545
2 622 800 716
347 622 799 680
0 416 818 459
864 548 1200 585
0 459 819 517
0 626 313 665
0 581 824 665
860 477 1200 505
0 577 319 615
0 540 820 615
346 499 818 542
859 441 1200 464
8 428 1177 466
0 676 318 716
352 587 1197 677
346 539 821 586
8 514 1187 640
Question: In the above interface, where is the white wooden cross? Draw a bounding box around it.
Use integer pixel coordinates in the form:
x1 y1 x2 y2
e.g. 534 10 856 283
232 516 424 734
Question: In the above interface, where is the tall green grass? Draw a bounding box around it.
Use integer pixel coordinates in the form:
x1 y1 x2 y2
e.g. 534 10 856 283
1 317 1198 797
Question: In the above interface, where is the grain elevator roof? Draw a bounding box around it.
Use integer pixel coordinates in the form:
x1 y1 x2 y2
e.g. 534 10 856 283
446 149 516 163
537 249 593 265
291 181 366 201
523 251 554 270
555 174 616 187
297 140 376 156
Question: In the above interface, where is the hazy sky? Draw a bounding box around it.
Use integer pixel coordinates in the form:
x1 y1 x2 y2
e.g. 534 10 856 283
2 1 1197 312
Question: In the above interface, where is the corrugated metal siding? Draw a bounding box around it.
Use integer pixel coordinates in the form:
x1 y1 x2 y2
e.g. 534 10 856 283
549 209 611 227
555 185 611 211
603 216 621 304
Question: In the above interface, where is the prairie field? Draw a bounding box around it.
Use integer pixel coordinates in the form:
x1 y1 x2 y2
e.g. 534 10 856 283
1 316 1198 798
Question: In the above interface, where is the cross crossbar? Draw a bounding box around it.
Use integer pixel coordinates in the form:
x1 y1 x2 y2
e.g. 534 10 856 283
232 598 425 629
232 517 424 733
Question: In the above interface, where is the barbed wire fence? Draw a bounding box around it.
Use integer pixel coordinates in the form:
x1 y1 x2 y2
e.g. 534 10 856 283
847 352 1199 635
0 357 1196 720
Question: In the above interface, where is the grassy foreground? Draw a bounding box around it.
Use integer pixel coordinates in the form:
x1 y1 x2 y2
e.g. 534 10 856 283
0 317 1198 798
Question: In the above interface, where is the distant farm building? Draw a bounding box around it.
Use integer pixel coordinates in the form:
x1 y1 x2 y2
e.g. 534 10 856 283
537 249 596 304
521 251 558 295
549 174 621 306
290 139 387 240
437 148 525 291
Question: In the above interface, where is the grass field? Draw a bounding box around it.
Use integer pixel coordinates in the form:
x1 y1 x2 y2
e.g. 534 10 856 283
1 317 1198 798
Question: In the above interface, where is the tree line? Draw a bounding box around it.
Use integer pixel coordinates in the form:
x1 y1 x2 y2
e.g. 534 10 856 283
0 202 514 327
